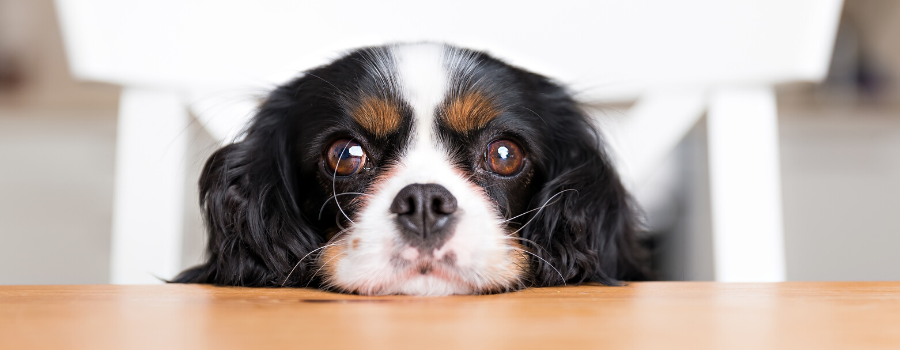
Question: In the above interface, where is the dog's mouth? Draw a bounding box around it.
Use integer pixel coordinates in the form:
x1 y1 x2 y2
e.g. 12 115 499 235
401 263 469 286
319 228 528 295
393 247 469 284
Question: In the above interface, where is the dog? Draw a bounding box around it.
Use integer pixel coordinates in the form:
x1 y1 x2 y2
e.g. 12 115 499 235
174 43 650 295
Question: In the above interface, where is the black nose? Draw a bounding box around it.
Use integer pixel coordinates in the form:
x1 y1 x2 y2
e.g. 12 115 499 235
390 184 457 249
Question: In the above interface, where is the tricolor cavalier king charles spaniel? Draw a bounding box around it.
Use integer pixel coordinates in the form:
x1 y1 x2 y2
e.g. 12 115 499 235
174 43 650 295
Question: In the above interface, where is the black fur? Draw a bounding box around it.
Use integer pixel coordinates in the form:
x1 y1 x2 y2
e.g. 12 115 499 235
173 44 651 290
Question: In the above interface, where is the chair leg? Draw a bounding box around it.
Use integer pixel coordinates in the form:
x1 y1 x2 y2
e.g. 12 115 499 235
707 86 786 282
612 89 707 187
109 88 188 284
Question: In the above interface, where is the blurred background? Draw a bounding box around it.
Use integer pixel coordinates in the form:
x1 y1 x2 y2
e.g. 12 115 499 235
0 0 897 284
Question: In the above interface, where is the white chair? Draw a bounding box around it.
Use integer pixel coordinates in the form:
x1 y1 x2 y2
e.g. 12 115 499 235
55 0 843 283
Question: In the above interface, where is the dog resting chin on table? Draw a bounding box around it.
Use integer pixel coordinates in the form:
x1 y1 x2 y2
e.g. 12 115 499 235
173 43 650 296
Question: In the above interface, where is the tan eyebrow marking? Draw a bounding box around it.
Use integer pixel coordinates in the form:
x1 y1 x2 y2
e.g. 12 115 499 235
441 91 500 133
350 96 402 137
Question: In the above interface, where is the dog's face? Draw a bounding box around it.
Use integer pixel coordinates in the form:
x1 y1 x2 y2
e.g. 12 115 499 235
316 45 539 295
176 43 648 295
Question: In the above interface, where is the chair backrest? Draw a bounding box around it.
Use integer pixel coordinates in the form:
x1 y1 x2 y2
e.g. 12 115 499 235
57 0 842 100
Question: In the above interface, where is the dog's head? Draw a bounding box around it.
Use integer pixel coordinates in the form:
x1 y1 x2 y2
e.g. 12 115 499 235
175 43 648 295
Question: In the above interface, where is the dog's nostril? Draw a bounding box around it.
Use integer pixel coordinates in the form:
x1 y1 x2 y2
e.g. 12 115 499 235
390 184 457 216
401 198 415 214
432 197 457 215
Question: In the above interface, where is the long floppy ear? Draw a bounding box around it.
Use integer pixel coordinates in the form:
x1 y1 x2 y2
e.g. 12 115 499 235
520 84 651 286
172 87 323 287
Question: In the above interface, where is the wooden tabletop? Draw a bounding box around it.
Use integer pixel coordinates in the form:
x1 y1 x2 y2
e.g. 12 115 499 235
1 282 898 350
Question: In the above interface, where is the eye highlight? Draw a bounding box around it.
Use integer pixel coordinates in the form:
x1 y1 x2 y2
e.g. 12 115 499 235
485 139 524 176
325 139 367 176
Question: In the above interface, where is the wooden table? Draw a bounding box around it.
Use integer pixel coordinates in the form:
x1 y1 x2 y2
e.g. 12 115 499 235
2 282 898 349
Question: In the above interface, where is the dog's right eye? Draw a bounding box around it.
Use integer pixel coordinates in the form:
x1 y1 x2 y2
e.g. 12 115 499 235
325 139 367 176
485 139 524 176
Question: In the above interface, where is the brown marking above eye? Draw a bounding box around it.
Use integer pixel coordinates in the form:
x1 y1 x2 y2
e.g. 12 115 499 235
441 91 500 133
350 96 402 137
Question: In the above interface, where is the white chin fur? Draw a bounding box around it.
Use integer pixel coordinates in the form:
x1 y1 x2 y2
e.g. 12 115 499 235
390 275 474 296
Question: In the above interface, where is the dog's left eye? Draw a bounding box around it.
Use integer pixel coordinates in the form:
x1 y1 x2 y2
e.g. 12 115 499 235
325 139 367 176
485 139 524 176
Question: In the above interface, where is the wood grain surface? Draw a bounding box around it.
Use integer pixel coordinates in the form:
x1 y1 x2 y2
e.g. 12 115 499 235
1 282 899 350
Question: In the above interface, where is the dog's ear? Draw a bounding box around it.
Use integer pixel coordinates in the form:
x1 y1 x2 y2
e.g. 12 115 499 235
520 83 651 286
172 87 322 287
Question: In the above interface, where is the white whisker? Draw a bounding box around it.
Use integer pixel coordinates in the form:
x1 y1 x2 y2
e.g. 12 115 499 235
332 141 356 225
510 247 566 286
281 238 348 287
318 192 371 220
503 236 551 256
506 189 578 236
306 250 348 288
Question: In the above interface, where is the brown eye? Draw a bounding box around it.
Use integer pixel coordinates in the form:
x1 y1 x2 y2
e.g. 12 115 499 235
485 139 524 176
325 139 367 176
